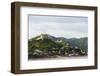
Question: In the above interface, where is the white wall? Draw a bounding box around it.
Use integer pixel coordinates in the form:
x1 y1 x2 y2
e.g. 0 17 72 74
0 0 100 76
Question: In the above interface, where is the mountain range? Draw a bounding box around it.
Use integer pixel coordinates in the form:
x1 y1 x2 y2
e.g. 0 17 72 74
29 34 88 52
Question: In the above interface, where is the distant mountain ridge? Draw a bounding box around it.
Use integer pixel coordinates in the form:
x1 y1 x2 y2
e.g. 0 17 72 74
29 34 88 51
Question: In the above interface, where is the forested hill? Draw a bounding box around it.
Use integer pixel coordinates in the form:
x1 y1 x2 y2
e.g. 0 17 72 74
28 34 88 52
28 34 88 59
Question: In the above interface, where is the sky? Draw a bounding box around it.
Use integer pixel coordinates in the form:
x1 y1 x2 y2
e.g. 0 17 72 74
28 15 88 39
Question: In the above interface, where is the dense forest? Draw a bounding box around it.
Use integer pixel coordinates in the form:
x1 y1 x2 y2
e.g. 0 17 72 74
28 34 88 59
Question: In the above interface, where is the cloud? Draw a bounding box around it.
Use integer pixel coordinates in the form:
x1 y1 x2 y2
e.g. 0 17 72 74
29 15 88 39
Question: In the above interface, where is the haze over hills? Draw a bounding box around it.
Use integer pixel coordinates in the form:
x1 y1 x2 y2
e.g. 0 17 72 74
28 34 88 59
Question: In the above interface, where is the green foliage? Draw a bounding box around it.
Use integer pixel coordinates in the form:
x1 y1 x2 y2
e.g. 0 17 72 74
66 37 88 52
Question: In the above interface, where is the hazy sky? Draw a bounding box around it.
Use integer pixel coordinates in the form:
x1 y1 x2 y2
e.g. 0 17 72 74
28 15 88 39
